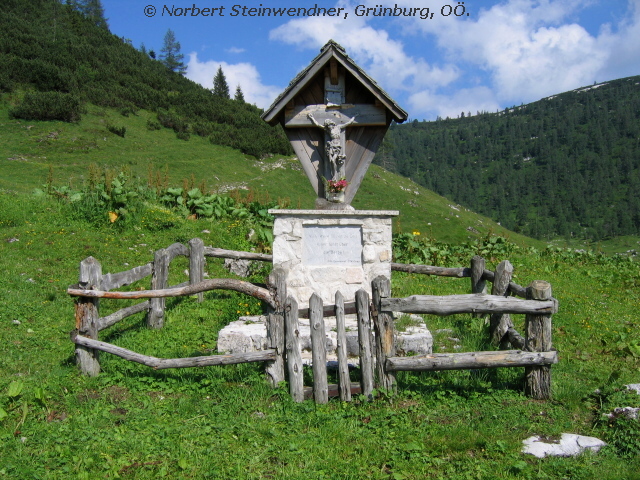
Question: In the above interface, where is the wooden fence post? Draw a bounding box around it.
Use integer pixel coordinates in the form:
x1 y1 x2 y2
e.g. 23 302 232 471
489 260 514 346
285 296 304 402
335 291 351 402
309 293 328 404
266 269 286 387
75 257 102 376
470 255 486 295
148 248 168 328
189 238 205 303
525 280 554 399
356 289 374 399
371 276 396 392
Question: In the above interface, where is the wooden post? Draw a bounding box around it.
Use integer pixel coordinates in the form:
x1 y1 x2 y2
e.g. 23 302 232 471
470 256 486 295
371 276 396 392
356 289 374 399
148 248 168 328
489 260 515 346
189 238 205 303
525 280 554 400
285 296 304 402
335 291 351 402
309 293 328 404
75 257 102 376
266 269 286 387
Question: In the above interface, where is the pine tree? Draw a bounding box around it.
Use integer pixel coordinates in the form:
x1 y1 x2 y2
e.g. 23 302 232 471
212 66 230 99
159 29 186 74
234 84 245 102
83 0 108 29
68 0 108 29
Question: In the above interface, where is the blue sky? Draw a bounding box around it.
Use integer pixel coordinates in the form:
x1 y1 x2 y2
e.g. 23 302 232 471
102 0 640 120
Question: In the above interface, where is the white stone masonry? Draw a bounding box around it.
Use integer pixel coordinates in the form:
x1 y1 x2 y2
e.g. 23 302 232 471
269 209 398 308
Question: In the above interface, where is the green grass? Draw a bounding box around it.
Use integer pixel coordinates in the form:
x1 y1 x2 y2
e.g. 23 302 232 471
3 94 638 253
1 190 639 479
0 95 544 248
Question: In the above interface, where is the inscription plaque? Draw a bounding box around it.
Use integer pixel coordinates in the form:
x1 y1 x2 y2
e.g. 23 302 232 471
303 225 362 266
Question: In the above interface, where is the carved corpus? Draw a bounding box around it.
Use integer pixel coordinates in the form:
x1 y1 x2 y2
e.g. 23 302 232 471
262 40 407 205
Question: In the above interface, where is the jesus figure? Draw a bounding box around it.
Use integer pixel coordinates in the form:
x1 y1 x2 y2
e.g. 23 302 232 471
307 112 357 180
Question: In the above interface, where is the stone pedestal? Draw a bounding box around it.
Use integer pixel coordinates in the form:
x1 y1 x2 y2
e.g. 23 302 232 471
269 209 399 308
217 209 433 361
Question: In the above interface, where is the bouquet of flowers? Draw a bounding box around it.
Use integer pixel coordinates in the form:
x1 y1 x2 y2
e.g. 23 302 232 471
326 178 348 193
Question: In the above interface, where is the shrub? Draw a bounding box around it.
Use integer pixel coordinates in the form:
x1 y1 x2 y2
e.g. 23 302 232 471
106 123 126 137
9 91 82 122
146 119 162 131
107 123 127 138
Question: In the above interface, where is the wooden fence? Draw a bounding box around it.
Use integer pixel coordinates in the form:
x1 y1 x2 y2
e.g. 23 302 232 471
68 239 558 401
69 239 278 380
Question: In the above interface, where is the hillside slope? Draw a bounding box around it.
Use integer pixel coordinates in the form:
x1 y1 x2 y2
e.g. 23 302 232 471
0 0 290 158
381 76 640 241
0 100 538 246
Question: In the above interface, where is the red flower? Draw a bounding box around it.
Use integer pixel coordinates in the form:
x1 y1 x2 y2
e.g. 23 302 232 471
327 179 348 192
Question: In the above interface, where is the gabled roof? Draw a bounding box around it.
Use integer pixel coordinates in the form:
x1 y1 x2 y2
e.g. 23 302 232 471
261 40 408 125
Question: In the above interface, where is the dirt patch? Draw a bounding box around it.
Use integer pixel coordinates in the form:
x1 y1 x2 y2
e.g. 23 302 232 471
105 385 130 404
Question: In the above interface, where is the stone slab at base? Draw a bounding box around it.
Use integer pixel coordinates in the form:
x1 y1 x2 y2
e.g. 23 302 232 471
217 314 433 364
269 209 398 308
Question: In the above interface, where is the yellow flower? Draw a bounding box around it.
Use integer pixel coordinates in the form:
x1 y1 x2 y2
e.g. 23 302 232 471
412 230 420 236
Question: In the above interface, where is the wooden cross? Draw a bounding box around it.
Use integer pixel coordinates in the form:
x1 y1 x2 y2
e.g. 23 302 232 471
283 59 386 183
261 41 407 206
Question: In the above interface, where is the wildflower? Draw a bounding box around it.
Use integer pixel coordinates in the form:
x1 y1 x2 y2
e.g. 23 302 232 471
412 230 420 236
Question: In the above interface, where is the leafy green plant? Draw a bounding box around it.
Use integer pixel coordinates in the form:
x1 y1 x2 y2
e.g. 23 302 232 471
0 380 28 432
106 123 126 138
36 169 149 228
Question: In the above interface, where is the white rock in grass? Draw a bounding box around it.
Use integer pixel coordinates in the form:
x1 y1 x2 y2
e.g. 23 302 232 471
522 434 606 458
625 384 640 394
606 407 640 420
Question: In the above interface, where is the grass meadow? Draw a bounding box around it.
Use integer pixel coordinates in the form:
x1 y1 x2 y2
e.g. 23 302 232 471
1 189 639 479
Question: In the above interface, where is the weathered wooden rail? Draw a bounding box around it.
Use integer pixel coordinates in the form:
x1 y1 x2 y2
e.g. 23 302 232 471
281 275 557 403
69 238 558 401
69 239 282 379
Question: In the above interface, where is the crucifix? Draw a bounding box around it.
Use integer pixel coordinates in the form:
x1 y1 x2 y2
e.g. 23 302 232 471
283 58 387 199
261 40 408 206
306 112 357 181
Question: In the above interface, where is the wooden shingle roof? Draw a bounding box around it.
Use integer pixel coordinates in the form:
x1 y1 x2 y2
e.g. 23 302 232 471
261 40 408 126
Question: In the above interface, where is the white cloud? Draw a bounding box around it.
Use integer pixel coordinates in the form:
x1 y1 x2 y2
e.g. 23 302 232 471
409 87 501 120
597 0 640 80
269 2 458 92
407 0 640 104
226 47 246 54
186 53 282 108
266 0 640 120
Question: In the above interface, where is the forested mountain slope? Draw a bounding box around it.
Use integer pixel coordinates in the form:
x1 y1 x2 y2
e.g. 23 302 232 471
0 0 291 158
379 77 640 241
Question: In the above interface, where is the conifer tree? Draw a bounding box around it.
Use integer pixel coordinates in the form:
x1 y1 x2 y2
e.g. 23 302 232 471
234 84 245 102
159 29 187 74
84 0 108 29
67 0 108 29
212 66 230 99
